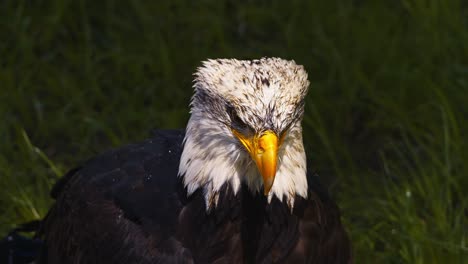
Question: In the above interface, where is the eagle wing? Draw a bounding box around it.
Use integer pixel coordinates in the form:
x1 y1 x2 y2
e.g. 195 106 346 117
38 130 194 264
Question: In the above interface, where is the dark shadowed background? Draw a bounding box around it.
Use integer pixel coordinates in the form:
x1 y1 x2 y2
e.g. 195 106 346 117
1 0 467 263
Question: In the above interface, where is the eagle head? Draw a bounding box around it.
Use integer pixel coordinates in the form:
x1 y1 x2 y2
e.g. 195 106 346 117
179 58 310 210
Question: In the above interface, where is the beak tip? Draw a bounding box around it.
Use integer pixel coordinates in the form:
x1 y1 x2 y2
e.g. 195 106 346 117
263 179 274 196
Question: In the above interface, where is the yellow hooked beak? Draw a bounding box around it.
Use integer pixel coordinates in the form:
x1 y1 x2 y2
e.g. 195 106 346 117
232 129 279 195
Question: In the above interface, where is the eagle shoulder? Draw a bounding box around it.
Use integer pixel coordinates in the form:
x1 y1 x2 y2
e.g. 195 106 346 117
39 130 194 264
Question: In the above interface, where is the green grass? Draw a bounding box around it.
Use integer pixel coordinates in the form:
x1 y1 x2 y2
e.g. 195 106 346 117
1 0 467 262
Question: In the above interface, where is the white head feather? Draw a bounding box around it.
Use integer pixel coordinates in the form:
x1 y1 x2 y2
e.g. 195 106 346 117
178 58 310 210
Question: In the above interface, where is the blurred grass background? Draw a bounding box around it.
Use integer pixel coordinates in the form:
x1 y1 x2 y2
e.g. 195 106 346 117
0 0 467 263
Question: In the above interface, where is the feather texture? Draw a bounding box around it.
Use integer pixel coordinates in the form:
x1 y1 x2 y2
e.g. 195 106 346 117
180 58 309 209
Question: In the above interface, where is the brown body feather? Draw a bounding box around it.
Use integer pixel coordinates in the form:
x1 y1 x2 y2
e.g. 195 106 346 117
38 130 352 263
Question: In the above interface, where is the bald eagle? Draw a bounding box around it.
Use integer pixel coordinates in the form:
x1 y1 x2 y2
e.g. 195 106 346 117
38 58 352 263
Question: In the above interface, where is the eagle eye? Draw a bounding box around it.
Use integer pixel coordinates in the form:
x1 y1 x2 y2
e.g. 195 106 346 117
226 105 250 131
